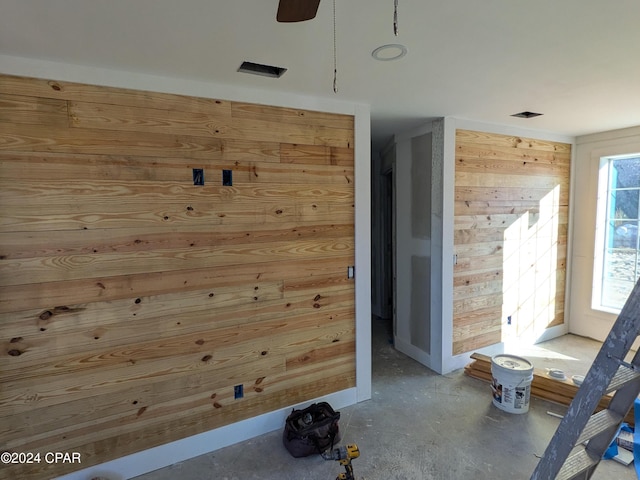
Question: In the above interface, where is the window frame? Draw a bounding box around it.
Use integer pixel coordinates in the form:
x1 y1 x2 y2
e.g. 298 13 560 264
592 152 640 314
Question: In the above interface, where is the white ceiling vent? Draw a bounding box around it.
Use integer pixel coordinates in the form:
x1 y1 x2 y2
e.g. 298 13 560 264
238 61 287 78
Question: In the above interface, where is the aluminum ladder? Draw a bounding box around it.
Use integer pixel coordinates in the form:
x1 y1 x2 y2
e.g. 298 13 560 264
531 279 640 480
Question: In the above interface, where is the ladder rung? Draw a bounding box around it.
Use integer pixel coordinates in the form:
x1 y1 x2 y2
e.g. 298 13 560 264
556 447 599 480
576 409 622 445
606 364 640 394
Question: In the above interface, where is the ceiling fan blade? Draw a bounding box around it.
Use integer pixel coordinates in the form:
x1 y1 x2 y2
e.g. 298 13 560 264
277 0 321 22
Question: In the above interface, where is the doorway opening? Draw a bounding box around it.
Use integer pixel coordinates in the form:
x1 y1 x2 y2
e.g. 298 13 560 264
378 167 396 344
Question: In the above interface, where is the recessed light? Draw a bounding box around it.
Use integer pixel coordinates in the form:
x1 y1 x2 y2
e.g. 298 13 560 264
511 111 543 119
372 44 407 61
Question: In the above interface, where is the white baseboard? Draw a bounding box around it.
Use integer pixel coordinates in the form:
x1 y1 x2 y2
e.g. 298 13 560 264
54 388 357 480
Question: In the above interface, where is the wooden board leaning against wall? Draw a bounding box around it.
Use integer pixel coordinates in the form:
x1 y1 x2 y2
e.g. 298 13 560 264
0 74 355 480
453 129 571 355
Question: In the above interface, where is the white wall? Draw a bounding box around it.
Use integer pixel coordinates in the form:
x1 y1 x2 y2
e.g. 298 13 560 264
569 125 640 342
0 54 371 480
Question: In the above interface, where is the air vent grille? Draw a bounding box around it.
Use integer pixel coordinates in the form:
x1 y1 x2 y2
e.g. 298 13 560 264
511 111 543 119
238 61 287 78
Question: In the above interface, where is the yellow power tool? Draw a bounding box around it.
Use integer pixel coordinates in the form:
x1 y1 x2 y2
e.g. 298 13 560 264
322 444 360 480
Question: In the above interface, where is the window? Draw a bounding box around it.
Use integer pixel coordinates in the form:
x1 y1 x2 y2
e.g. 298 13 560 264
593 153 640 312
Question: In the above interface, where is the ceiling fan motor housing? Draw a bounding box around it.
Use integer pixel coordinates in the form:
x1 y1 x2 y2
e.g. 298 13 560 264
277 0 321 22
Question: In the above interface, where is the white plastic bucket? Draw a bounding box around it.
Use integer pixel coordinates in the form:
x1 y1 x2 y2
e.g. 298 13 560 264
491 354 534 414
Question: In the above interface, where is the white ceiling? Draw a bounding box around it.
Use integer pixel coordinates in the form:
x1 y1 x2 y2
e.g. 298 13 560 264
1 0 639 151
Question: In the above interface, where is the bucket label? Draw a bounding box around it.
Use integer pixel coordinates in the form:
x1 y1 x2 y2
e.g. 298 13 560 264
491 378 531 411
491 378 503 403
513 385 530 409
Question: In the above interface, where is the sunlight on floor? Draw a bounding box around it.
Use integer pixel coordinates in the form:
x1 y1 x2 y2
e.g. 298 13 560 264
502 339 578 362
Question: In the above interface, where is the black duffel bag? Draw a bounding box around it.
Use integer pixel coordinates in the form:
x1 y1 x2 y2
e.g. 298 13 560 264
282 401 341 457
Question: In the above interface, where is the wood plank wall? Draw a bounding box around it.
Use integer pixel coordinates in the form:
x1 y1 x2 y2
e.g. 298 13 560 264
0 74 355 479
453 129 571 355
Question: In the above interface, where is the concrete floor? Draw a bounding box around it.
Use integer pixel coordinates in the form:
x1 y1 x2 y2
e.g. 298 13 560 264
133 318 636 480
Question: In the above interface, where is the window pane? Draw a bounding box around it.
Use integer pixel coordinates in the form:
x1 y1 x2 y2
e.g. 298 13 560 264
612 159 640 189
595 155 640 312
601 248 635 309
610 188 639 222
611 220 638 248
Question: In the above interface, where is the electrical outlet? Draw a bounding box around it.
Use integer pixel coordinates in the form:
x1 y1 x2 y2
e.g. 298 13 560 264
234 384 243 399
193 168 204 186
222 169 233 186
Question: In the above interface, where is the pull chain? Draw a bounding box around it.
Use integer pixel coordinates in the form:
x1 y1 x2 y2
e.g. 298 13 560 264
333 0 338 93
394 0 399 36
